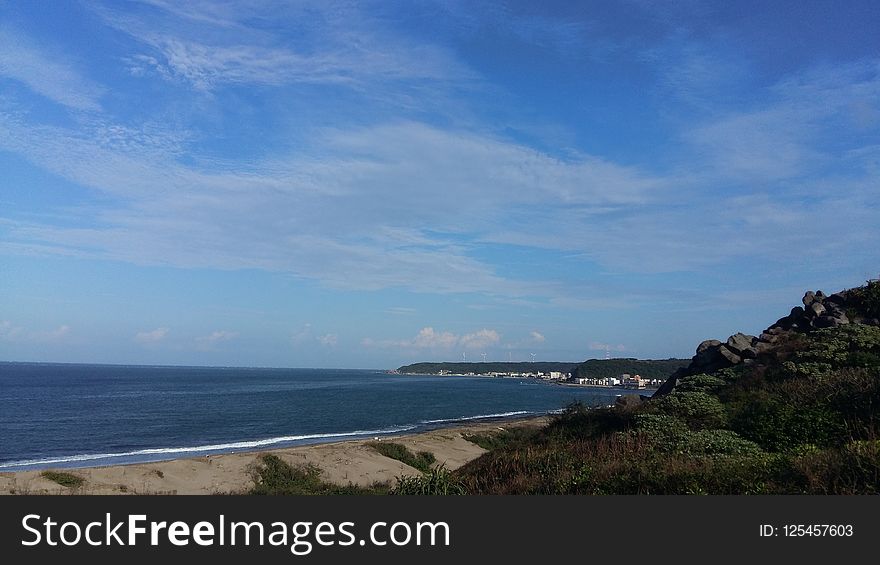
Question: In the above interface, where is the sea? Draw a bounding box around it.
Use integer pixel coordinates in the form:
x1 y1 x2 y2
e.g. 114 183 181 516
0 362 633 472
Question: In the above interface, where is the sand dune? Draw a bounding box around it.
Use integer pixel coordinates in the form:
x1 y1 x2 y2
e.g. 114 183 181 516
0 417 546 495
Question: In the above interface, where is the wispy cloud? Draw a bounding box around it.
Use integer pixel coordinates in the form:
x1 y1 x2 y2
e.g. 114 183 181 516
134 327 169 343
195 330 238 350
0 320 71 342
102 1 475 92
0 27 104 112
317 333 337 346
589 342 626 352
363 327 500 351
529 331 546 343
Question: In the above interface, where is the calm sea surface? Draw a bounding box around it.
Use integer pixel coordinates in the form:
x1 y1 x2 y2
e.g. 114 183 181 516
0 362 630 471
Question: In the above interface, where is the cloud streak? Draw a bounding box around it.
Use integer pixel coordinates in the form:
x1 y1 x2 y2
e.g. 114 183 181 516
0 27 103 112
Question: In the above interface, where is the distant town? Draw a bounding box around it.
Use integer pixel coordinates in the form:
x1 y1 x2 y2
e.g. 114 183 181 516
429 369 662 389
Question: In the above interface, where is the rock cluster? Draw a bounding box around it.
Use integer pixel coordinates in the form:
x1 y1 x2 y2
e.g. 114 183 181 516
653 287 878 397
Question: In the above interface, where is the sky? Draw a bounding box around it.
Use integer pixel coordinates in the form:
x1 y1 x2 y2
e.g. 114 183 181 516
1 0 878 369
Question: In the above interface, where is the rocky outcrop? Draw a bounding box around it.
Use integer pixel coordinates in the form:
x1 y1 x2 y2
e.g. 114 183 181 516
653 286 874 397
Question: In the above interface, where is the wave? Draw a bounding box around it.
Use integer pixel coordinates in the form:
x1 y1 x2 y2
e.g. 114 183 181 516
420 410 532 425
0 425 417 470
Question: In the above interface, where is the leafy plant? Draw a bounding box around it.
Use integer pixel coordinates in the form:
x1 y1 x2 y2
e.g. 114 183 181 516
368 442 436 473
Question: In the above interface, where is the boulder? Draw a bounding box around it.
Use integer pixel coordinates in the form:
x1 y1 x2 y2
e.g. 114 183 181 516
827 293 847 305
615 394 644 410
696 339 722 354
758 332 778 343
726 332 755 354
809 302 826 318
718 345 742 365
815 290 826 300
802 291 816 307
739 347 758 359
790 306 805 318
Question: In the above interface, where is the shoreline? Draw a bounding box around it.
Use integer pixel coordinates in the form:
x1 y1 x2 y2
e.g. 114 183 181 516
0 415 549 495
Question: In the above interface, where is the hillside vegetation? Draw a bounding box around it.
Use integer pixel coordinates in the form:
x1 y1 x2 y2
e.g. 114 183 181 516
447 280 880 494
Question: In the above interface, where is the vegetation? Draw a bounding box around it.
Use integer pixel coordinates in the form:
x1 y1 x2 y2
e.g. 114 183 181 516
248 454 387 495
390 465 467 495
368 442 436 473
40 470 85 489
450 282 880 494
570 358 688 381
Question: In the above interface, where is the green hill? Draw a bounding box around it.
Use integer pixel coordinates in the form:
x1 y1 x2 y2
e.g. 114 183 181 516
571 358 687 380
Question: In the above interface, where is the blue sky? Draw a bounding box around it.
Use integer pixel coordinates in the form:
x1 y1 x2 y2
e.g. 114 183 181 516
1 0 878 369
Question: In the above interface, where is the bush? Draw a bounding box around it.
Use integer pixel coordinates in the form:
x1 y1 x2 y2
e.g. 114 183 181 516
369 442 435 473
390 465 466 495
676 429 762 457
546 402 632 439
675 374 727 393
41 471 84 489
649 391 727 430
248 454 384 495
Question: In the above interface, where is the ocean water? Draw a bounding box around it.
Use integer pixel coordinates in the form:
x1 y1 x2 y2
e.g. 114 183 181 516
0 362 630 471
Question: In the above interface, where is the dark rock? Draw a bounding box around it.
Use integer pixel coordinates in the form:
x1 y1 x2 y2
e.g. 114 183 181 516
813 316 840 328
726 332 755 354
615 394 644 410
759 332 778 343
815 290 826 301
827 293 847 305
867 319 880 327
809 302 826 318
790 306 805 318
740 347 758 359
755 341 775 353
718 345 742 365
696 339 722 355
802 291 816 307
766 326 785 336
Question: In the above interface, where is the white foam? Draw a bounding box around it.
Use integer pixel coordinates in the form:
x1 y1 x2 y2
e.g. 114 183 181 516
0 425 417 470
420 410 532 425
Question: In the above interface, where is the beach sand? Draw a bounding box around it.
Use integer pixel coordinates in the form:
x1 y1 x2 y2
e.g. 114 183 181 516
0 416 547 495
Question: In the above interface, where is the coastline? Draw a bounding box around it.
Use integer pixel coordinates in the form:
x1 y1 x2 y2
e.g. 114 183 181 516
0 415 548 495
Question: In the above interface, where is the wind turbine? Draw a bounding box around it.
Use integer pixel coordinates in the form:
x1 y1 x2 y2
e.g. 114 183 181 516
481 352 487 363
530 353 536 362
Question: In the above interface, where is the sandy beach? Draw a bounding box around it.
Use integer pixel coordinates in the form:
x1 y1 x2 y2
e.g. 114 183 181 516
0 416 547 495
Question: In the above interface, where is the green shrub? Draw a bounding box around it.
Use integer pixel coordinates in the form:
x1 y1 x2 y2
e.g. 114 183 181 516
676 429 762 457
675 374 727 393
248 454 384 495
390 465 466 495
368 442 435 473
649 391 727 430
40 471 84 489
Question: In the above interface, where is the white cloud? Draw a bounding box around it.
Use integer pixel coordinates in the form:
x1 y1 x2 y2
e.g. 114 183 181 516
317 333 337 346
134 327 169 343
102 2 475 91
363 327 500 351
0 27 103 112
197 330 238 343
0 321 70 342
530 331 546 343
589 342 626 352
0 320 24 341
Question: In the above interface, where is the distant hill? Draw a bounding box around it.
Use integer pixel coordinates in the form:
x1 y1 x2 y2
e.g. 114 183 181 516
396 362 577 375
571 358 688 381
397 358 689 378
